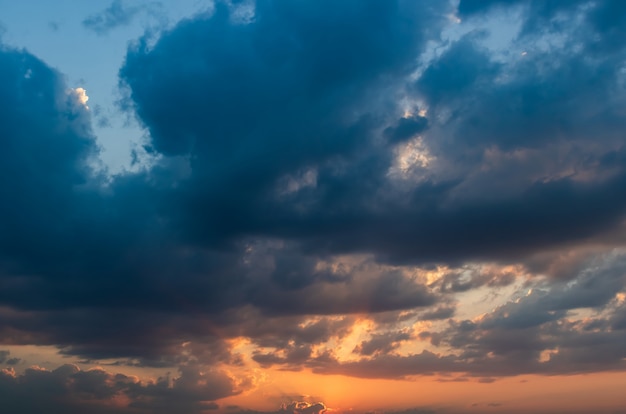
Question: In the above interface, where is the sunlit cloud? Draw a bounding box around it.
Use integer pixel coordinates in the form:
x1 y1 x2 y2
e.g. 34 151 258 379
70 86 89 109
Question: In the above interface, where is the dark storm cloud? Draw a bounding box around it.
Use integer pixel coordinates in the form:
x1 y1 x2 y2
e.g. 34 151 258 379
0 363 238 414
416 34 500 107
457 0 585 27
0 43 102 287
118 0 451 249
457 0 624 46
113 0 626 269
372 0 626 263
1 0 626 401
457 0 512 16
0 0 457 347
122 0 445 156
83 0 163 35
1 0 451 361
0 42 239 367
0 244 439 363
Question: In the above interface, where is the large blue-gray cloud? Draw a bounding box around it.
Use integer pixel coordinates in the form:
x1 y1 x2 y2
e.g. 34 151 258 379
2 0 626 394
114 0 626 269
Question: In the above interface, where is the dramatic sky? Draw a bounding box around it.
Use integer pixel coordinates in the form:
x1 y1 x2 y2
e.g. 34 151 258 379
1 0 626 413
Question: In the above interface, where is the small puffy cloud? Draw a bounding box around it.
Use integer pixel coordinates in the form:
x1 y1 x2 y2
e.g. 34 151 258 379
72 87 89 108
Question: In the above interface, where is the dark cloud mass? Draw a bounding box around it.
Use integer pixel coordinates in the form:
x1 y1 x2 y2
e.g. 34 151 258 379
2 0 626 412
113 0 626 267
0 364 237 414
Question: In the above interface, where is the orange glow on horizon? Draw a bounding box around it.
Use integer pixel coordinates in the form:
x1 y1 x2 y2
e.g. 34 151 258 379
218 368 626 413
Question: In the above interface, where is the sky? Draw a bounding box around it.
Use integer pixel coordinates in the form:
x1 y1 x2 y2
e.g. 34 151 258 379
0 0 626 413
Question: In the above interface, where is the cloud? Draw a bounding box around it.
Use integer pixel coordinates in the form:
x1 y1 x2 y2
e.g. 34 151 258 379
83 0 162 35
0 42 100 285
3 0 626 402
118 0 451 254
281 402 326 414
384 114 429 144
308 253 626 379
0 350 20 366
0 1 450 365
0 363 238 414
353 330 413 356
110 0 626 272
229 402 330 414
431 266 518 294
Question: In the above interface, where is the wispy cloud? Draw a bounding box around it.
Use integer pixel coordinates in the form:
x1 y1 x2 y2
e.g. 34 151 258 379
82 0 162 35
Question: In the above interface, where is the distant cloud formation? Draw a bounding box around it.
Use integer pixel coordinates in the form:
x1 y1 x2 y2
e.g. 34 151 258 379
281 402 326 414
2 0 626 412
0 364 237 414
83 0 162 35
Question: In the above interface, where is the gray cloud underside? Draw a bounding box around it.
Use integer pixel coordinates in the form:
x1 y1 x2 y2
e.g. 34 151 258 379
0 363 237 414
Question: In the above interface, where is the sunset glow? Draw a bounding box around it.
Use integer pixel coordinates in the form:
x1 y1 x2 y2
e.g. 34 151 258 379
1 1 626 413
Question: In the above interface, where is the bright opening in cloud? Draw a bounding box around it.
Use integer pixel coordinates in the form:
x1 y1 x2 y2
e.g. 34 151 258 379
389 137 434 178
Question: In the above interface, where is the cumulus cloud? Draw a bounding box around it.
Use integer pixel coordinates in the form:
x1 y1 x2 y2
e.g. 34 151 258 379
113 0 626 268
2 1 626 407
72 87 89 108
